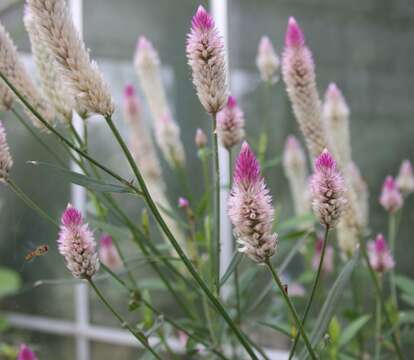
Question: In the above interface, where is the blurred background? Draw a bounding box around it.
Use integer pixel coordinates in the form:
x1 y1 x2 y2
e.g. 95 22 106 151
0 0 414 358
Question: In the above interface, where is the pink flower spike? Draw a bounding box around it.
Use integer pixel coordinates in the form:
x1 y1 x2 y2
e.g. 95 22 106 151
379 176 403 213
178 197 190 209
285 17 305 48
58 204 99 279
17 344 38 360
216 95 245 149
368 234 395 273
396 159 414 194
99 234 121 270
191 5 214 31
227 96 237 108
233 142 261 187
310 150 347 228
256 36 280 84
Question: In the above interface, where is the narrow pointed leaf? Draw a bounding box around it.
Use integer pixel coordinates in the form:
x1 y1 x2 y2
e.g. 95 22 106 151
338 315 371 348
257 320 291 338
219 251 243 288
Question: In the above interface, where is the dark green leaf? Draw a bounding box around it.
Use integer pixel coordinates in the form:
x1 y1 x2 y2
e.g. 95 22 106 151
395 275 414 295
28 161 133 193
300 252 359 359
0 267 21 298
219 251 243 288
338 315 371 348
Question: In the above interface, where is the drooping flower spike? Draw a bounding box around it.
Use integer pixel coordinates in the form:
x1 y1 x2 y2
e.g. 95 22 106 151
282 17 327 160
379 176 403 213
396 159 414 195
57 204 99 279
228 142 278 263
310 149 347 228
99 234 122 271
186 6 228 114
216 95 245 149
0 121 13 182
367 234 395 273
256 36 280 84
17 344 38 360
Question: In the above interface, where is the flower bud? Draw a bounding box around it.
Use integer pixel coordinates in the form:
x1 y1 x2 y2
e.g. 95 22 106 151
367 234 395 273
178 197 190 209
195 128 208 148
396 159 414 195
17 344 38 360
256 36 280 84
379 176 403 213
99 234 122 271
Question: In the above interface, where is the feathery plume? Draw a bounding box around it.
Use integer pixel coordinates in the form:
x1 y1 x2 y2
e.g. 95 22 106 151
216 95 245 149
367 234 395 273
228 142 278 263
0 120 12 182
379 176 403 213
0 22 54 129
26 0 114 117
256 36 280 84
310 149 347 228
396 159 414 195
99 234 122 271
134 37 186 167
282 17 327 159
283 135 310 217
322 83 351 169
24 8 73 122
57 204 99 279
312 237 334 274
195 128 208 148
17 344 38 360
156 113 186 167
186 6 228 113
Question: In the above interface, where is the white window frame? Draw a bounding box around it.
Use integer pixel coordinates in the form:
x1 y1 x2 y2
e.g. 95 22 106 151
4 0 288 358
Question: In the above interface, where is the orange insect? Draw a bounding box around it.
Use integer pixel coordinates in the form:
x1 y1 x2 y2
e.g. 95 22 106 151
25 244 49 261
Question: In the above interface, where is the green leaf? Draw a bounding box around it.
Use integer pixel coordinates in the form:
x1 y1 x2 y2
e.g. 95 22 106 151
89 220 130 240
257 320 291 338
219 251 243 288
277 213 315 232
395 275 414 295
399 311 414 324
300 252 359 359
338 315 371 348
401 294 414 308
0 268 21 298
28 161 133 193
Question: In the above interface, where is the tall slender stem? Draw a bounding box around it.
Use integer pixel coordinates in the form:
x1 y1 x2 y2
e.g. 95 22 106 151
7 178 59 228
375 275 382 360
103 115 258 359
388 214 398 308
360 236 404 359
87 278 161 359
289 226 329 359
265 259 317 360
211 113 221 295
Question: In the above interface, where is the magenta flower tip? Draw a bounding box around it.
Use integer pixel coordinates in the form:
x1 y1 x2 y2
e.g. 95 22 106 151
259 36 272 51
178 197 190 208
192 5 214 31
61 204 82 227
137 36 152 51
315 149 336 172
384 175 395 190
375 234 386 252
18 344 38 360
234 142 261 185
285 17 305 48
368 233 395 273
100 234 113 247
227 95 237 108
124 84 135 97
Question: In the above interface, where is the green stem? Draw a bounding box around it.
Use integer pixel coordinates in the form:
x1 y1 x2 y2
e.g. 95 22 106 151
265 259 317 360
375 276 382 360
87 278 161 359
211 113 221 296
11 107 67 167
7 178 59 228
388 214 398 308
360 236 404 359
103 115 258 359
289 226 329 359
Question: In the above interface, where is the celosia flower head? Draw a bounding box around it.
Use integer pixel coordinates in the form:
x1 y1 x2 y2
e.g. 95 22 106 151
57 204 99 279
195 128 207 148
99 234 122 270
216 95 245 149
228 142 278 263
368 234 395 273
310 149 347 228
282 17 327 159
178 197 190 209
186 6 228 113
17 344 38 360
0 121 12 182
256 36 280 84
396 159 414 195
379 176 403 213
312 237 334 274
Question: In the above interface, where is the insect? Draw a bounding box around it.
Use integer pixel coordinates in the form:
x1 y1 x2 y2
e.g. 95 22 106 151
25 244 49 261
